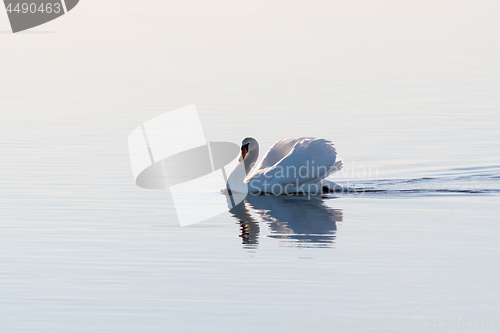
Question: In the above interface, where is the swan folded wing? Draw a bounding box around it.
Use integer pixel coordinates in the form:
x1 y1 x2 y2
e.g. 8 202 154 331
248 138 340 191
255 138 299 170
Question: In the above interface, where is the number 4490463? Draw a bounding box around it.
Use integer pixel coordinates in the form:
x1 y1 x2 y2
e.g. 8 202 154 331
6 3 62 14
444 319 498 330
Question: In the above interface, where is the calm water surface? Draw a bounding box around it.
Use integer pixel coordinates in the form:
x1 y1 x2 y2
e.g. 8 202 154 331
1 1 500 332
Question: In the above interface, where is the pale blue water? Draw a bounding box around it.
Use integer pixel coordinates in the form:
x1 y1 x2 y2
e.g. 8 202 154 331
1 1 500 332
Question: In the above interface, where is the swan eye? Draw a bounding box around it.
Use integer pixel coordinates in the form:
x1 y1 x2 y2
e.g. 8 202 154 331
241 143 250 151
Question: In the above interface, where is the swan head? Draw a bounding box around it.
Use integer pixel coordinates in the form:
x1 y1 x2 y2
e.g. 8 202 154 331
239 137 259 175
240 137 258 161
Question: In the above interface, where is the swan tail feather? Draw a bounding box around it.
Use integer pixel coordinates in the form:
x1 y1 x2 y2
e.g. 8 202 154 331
328 159 343 175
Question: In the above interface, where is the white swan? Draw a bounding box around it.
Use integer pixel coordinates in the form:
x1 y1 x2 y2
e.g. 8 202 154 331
227 137 343 195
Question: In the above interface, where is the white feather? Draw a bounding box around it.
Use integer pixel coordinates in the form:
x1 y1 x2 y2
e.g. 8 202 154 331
240 137 343 194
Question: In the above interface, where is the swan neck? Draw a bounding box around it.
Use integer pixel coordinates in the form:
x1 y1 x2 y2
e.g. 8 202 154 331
244 148 259 175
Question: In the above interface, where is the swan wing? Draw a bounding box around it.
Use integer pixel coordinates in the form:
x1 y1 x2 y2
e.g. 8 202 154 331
255 138 299 169
248 138 342 192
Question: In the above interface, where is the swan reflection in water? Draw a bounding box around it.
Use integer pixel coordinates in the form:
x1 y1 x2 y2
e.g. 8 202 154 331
229 195 343 249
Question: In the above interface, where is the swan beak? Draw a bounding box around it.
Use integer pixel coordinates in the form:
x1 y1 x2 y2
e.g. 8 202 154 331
241 147 248 160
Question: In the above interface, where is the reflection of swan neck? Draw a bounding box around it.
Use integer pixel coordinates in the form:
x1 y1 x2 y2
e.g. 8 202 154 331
230 201 260 249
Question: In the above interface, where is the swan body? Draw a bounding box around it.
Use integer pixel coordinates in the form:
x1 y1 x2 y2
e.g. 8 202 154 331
227 137 343 195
